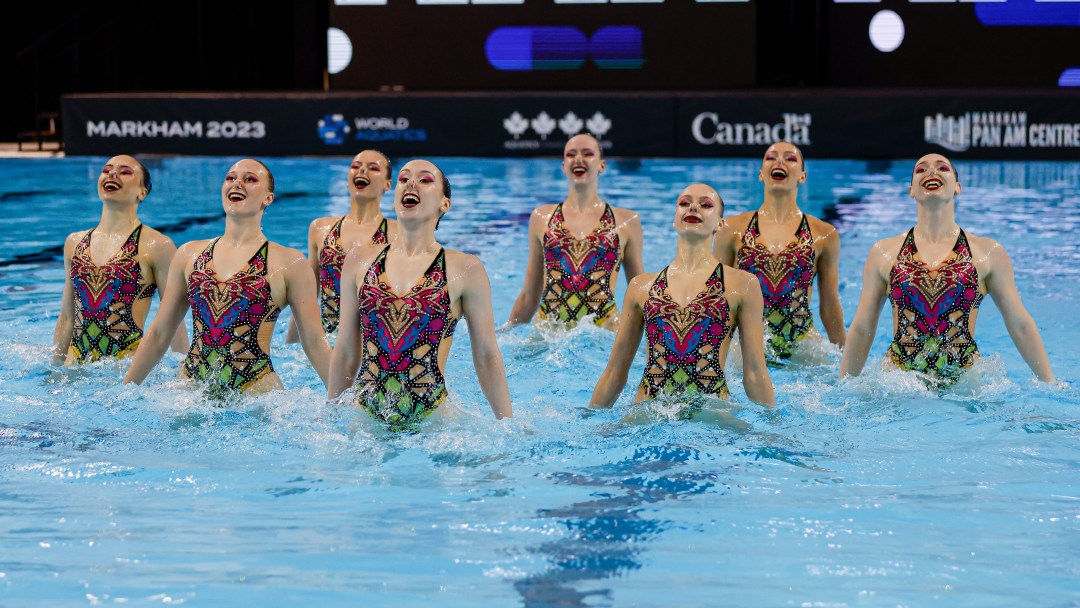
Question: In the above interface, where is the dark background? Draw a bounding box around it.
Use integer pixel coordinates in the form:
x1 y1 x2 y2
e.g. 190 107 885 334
5 0 1077 142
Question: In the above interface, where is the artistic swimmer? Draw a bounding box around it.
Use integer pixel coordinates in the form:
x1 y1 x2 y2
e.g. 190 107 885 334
840 153 1055 386
713 142 844 362
327 159 513 425
591 183 775 409
53 154 188 365
287 149 395 342
508 133 644 330
125 158 331 394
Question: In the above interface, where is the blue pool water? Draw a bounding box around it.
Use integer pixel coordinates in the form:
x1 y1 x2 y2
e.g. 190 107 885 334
0 156 1077 607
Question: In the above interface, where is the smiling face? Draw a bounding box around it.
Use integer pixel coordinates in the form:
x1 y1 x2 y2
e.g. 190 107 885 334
562 134 605 185
910 153 961 201
673 183 723 236
394 159 450 226
348 150 392 199
221 159 274 215
759 142 805 191
98 155 148 204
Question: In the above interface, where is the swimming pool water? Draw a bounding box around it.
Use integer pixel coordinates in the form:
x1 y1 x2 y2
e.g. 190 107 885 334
0 156 1077 607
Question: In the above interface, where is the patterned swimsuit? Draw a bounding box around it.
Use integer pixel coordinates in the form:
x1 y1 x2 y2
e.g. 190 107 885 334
184 239 281 393
318 216 389 333
887 228 983 386
639 263 733 400
69 225 156 362
737 212 816 360
539 203 622 326
356 246 459 427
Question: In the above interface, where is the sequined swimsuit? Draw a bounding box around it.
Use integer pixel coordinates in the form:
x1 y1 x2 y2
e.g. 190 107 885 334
539 203 622 326
318 216 389 333
69 225 157 362
639 263 732 399
887 228 984 386
356 246 459 427
184 239 281 392
737 212 816 359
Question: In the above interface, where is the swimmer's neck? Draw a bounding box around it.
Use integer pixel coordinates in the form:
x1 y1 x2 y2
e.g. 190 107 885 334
96 205 140 234
914 202 960 242
348 194 385 224
759 190 800 223
563 186 603 211
394 230 440 258
671 236 718 274
220 217 268 247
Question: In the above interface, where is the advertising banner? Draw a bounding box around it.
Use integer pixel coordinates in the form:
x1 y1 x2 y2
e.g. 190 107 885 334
63 91 1080 159
678 91 1080 160
62 94 675 158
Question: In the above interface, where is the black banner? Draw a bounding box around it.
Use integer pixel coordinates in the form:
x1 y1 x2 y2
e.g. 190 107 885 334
63 91 1080 160
61 93 674 158
677 90 1080 161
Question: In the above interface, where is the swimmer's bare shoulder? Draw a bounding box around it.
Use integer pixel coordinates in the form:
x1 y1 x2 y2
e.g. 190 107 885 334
174 239 213 266
266 242 307 269
864 233 907 279
341 242 386 278
805 214 840 240
136 225 176 248
720 264 762 308
308 215 341 241
723 210 756 234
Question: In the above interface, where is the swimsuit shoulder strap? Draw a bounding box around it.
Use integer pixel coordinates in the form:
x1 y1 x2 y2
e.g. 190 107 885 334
365 244 392 284
743 211 761 245
548 203 565 230
898 227 917 257
954 229 972 259
650 266 671 295
193 237 220 272
795 213 812 243
249 241 270 276
325 216 347 248
372 217 389 244
711 260 725 290
74 228 94 255
599 202 616 231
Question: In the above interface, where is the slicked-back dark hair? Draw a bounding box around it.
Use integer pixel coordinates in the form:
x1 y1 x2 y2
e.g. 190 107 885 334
250 159 275 193
133 157 152 197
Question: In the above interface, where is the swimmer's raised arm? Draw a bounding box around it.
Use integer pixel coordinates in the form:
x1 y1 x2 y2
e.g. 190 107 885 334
982 239 1055 382
839 241 891 379
508 207 549 326
124 241 198 385
590 275 649 408
456 252 512 418
282 246 330 388
51 232 82 365
731 269 775 407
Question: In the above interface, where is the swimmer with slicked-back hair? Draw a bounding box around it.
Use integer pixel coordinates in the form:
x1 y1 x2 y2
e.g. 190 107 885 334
713 142 844 363
508 133 644 330
591 183 775 409
328 159 512 426
840 153 1054 386
125 158 331 395
53 154 188 366
286 149 396 343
